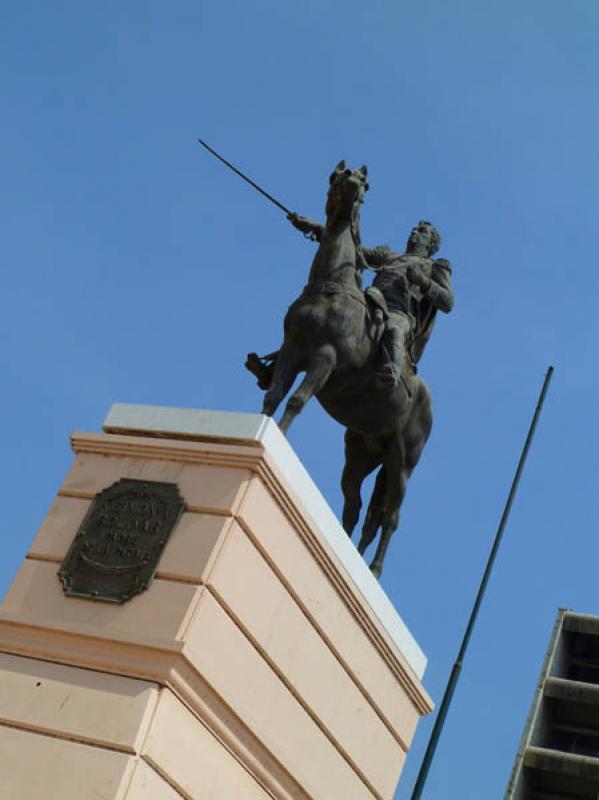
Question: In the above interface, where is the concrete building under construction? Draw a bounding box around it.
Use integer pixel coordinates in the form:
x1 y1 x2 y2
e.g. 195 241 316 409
506 609 599 800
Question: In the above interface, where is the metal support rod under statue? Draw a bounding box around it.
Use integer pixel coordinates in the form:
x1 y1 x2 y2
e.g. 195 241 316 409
410 365 554 799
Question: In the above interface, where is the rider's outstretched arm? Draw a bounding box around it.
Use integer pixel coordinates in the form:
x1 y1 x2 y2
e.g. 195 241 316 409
287 213 324 242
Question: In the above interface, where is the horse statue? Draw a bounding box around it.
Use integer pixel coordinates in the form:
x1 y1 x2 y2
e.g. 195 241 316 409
247 161 434 578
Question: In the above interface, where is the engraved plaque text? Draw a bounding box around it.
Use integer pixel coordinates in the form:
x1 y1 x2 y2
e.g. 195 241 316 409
58 478 186 603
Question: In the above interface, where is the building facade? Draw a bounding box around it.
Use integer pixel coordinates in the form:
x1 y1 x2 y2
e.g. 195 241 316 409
506 609 599 800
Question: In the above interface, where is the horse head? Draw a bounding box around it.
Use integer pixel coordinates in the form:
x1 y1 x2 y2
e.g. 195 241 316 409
325 161 369 224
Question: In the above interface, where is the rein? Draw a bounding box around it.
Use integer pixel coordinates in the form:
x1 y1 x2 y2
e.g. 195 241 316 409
302 277 367 308
350 199 381 273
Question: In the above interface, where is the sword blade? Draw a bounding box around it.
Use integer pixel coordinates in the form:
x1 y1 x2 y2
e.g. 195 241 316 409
197 138 291 216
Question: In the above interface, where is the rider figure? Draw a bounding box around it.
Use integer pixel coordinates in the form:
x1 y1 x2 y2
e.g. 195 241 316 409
287 214 454 386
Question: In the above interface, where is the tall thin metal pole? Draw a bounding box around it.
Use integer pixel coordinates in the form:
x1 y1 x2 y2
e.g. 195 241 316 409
410 366 554 800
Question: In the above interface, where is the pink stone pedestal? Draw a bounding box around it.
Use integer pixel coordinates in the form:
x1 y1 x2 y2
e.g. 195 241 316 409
0 404 433 800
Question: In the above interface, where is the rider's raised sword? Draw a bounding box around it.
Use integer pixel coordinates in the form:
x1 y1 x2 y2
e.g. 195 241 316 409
197 138 292 216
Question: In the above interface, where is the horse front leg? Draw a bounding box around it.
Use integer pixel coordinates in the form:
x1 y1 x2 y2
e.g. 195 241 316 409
262 345 298 418
279 345 336 435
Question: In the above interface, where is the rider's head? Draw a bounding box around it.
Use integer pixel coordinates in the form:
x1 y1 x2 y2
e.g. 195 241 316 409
406 221 441 257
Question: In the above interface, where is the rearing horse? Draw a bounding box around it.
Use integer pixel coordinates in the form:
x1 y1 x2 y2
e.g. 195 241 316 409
261 162 432 577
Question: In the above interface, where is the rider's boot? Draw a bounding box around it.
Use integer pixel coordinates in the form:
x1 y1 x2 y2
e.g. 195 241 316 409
376 335 404 388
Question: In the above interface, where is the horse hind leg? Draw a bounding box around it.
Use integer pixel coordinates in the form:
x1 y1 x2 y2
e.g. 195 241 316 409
369 429 427 579
262 345 298 418
370 382 433 577
359 466 386 555
279 346 336 435
370 468 407 579
370 391 431 578
341 431 378 540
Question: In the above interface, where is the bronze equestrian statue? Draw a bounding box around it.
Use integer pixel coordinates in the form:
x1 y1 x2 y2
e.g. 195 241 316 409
246 161 454 577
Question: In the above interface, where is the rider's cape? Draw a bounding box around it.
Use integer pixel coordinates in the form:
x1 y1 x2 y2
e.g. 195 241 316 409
410 258 453 364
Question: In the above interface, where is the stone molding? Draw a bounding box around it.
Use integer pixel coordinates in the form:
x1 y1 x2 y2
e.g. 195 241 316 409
67 431 432 718
0 412 434 799
0 611 307 800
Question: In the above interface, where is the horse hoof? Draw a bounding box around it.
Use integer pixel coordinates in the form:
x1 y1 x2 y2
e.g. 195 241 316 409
370 562 382 580
246 353 274 390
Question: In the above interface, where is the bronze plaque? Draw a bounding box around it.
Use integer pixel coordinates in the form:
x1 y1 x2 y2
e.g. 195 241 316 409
58 479 186 603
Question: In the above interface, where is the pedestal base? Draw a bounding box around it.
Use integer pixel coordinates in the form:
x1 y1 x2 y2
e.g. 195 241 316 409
0 405 432 799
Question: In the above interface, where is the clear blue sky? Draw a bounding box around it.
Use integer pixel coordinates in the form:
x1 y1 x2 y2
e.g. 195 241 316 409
2 2 599 797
